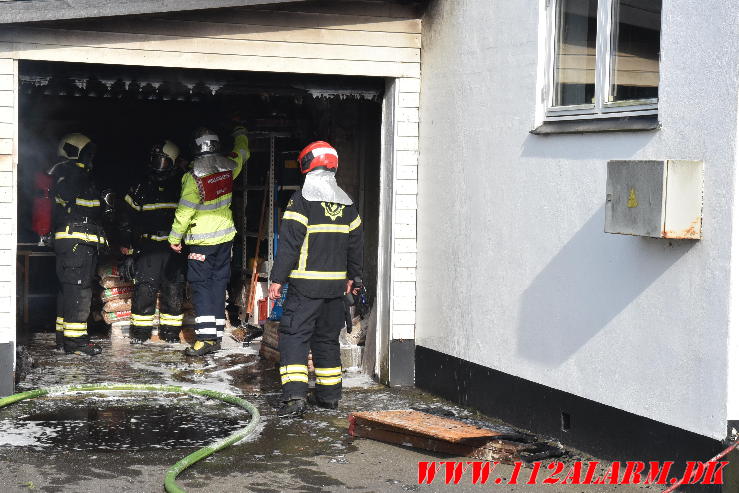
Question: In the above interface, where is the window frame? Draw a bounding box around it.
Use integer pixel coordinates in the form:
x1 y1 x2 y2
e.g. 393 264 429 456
544 0 660 121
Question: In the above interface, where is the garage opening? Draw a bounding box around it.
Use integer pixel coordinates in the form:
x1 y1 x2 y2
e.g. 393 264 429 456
15 60 383 369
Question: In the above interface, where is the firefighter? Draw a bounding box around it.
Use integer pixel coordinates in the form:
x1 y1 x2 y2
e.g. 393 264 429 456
168 126 250 356
52 133 107 356
119 140 185 344
268 141 363 418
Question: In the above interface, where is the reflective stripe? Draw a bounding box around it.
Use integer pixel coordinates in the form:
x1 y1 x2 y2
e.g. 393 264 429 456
55 225 106 244
186 227 236 242
75 198 100 207
195 316 216 323
308 224 349 234
196 327 217 335
56 317 64 332
124 194 141 211
216 319 226 326
63 330 87 338
141 233 169 241
131 314 154 327
55 196 67 206
283 211 308 227
298 234 309 271
280 364 309 375
349 216 362 232
315 376 342 386
160 313 183 327
178 196 232 211
128 194 178 211
281 374 309 384
289 270 347 280
142 202 177 211
314 367 342 377
168 229 184 240
64 322 87 330
312 148 338 159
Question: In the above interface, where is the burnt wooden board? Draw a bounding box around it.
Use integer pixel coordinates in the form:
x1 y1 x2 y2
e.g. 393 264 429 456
349 410 518 444
348 411 564 464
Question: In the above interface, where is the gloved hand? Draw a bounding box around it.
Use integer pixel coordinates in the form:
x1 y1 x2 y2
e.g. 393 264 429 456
119 255 136 282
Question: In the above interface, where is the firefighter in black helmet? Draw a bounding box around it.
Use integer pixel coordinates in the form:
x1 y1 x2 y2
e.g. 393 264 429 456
269 141 363 418
119 140 186 344
51 133 106 356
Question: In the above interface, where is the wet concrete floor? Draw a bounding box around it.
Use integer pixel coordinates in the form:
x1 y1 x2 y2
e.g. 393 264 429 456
0 330 660 492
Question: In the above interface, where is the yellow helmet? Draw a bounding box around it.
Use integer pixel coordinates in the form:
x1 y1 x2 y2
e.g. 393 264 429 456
150 139 180 176
57 133 92 160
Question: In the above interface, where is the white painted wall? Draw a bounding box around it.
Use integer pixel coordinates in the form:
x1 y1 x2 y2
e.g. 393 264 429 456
417 0 739 439
0 58 16 352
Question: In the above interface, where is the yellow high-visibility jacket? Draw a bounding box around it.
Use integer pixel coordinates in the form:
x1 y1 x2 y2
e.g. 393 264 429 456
168 134 249 246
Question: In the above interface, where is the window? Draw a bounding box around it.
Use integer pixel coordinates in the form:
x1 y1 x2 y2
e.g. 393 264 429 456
547 0 661 119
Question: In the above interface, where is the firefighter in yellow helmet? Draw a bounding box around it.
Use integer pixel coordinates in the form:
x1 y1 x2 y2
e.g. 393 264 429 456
118 140 186 344
168 126 250 356
51 133 106 356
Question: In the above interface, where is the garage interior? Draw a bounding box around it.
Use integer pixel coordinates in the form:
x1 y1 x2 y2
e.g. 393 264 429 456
15 60 383 360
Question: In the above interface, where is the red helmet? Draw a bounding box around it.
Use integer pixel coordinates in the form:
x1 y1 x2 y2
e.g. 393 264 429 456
297 141 338 174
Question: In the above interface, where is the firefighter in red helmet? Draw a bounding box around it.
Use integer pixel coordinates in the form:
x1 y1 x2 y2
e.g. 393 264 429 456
269 141 363 418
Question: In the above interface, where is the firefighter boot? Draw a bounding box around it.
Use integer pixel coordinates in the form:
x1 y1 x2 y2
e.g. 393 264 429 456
54 331 65 352
277 398 307 418
64 337 102 356
159 327 181 343
130 326 152 344
307 393 339 410
184 339 219 356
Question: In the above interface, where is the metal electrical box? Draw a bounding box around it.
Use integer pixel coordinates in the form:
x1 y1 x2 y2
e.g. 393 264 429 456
605 160 704 239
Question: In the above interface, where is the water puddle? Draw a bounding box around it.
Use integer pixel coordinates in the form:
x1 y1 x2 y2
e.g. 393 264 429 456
0 395 250 451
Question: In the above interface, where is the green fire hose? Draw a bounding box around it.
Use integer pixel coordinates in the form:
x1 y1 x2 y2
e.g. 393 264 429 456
0 383 261 493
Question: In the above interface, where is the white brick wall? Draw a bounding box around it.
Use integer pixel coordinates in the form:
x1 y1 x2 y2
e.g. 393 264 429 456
389 78 420 342
0 59 15 346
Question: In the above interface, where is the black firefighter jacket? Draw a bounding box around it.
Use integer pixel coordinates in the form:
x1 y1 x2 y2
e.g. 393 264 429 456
270 190 363 299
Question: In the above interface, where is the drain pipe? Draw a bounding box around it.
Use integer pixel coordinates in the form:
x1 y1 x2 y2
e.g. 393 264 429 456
0 383 261 493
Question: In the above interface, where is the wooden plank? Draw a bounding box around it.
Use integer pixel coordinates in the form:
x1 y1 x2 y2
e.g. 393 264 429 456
0 91 12 108
1 43 420 78
0 139 12 155
266 0 423 19
0 75 13 91
0 107 13 124
44 17 421 49
0 59 12 74
0 0 306 25
170 8 422 34
0 156 12 172
0 123 12 139
348 420 561 464
350 410 518 443
2 26 420 63
259 341 280 362
0 28 421 62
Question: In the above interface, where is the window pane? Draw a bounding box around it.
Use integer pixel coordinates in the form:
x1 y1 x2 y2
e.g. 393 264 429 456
610 0 661 102
553 0 598 107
